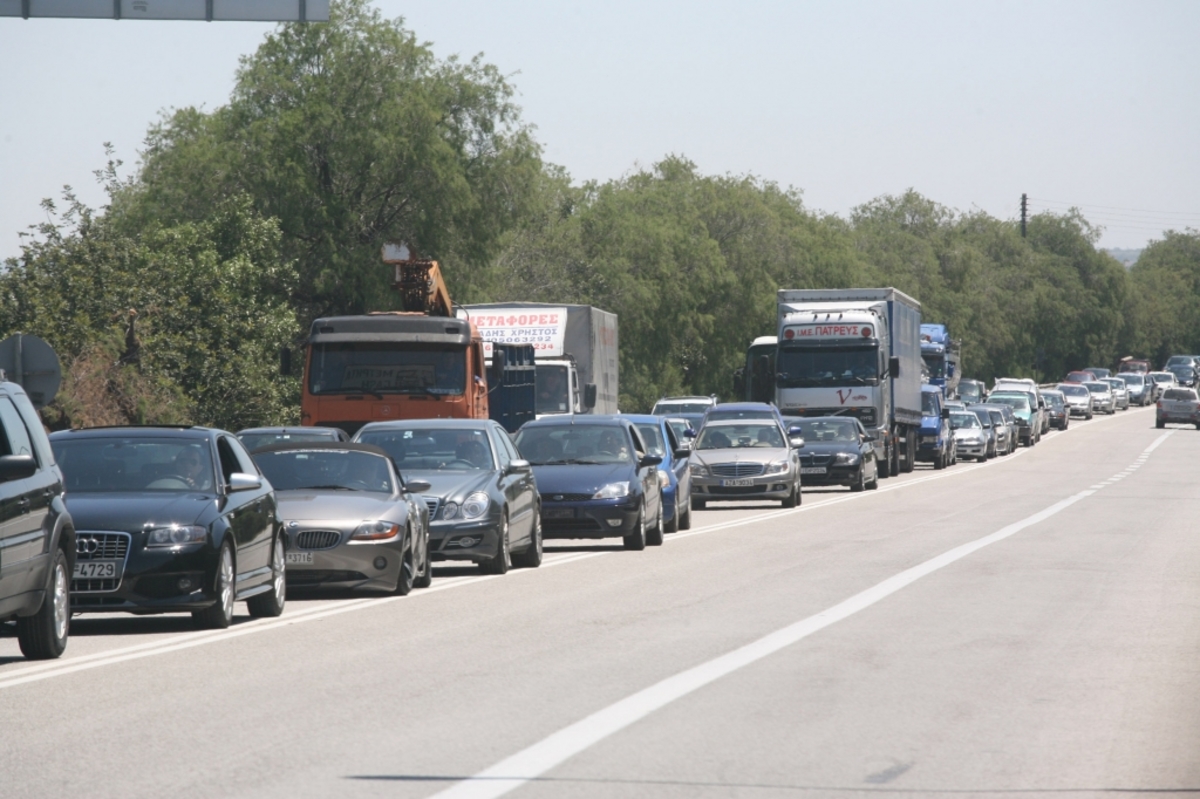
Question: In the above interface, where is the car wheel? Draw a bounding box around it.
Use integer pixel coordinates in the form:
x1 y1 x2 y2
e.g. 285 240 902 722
512 511 543 569
624 508 647 551
17 546 70 660
194 542 235 630
782 479 798 508
850 467 865 492
691 497 706 511
679 499 692 530
1157 418 1165 429
413 526 433 588
247 533 286 618
646 507 665 547
394 527 415 596
664 496 679 533
867 467 879 490
933 450 945 470
481 512 511 575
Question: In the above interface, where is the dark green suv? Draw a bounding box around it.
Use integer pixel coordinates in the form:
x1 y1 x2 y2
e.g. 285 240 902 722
0 380 75 659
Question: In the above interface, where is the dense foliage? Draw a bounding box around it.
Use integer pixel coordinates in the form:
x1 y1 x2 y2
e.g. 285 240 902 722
3 0 1199 425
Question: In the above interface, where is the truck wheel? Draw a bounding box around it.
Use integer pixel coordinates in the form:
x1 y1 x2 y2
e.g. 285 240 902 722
17 547 70 660
933 450 945 470
877 446 891 478
901 433 915 473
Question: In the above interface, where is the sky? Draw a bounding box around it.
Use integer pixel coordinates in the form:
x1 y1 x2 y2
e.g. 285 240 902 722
2 0 1199 263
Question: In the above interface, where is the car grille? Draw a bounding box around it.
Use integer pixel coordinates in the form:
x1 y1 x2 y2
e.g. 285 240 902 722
544 493 594 502
542 518 604 533
295 530 341 550
73 531 130 593
799 453 833 467
710 463 765 478
709 485 769 495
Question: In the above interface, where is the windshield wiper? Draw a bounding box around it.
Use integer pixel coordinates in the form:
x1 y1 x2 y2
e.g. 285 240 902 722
297 484 359 491
342 389 385 400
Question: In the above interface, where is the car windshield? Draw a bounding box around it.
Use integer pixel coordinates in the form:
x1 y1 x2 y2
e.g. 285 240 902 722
356 427 495 471
970 409 993 427
1058 384 1088 397
695 423 785 450
51 437 217 493
704 408 777 422
950 413 980 430
1085 368 1110 378
653 401 711 416
254 449 395 493
240 431 339 451
958 382 983 402
988 410 1005 426
1119 374 1144 386
1044 394 1065 408
989 394 1031 411
1084 382 1110 394
1150 373 1174 384
791 419 859 442
515 425 635 465
634 423 666 457
1166 356 1193 367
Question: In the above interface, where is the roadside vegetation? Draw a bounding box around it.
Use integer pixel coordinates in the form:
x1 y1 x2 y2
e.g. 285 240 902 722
3 0 1198 425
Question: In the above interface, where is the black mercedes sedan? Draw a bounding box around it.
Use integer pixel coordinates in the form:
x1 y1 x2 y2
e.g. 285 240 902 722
49 426 285 628
513 416 663 551
788 416 879 492
354 420 541 574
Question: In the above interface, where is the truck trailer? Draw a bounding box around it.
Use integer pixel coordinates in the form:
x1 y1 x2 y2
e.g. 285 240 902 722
774 288 923 476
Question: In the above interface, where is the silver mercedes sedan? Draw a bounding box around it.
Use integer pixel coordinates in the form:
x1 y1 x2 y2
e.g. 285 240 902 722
251 443 432 596
688 419 801 509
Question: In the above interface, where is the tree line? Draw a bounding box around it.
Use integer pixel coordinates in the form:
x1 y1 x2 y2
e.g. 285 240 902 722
3 0 1198 428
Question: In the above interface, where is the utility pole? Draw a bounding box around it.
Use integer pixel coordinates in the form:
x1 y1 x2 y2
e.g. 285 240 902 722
1020 193 1028 238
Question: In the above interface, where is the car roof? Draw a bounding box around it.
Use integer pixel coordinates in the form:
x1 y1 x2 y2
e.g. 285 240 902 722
357 419 493 432
654 396 716 404
621 414 668 424
237 426 345 436
49 425 217 440
519 414 627 428
250 441 393 457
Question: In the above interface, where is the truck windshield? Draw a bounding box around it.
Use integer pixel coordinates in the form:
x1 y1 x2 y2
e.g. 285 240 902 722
536 364 571 414
775 345 878 387
958 382 983 402
308 343 467 396
921 393 940 416
921 353 945 378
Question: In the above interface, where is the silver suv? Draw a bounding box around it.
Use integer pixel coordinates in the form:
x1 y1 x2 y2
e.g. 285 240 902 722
0 380 75 658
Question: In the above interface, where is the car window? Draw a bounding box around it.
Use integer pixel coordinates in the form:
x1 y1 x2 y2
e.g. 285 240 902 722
224 435 260 476
51 437 216 493
634 423 666 457
970 409 992 427
950 413 980 430
489 425 513 469
0 396 36 459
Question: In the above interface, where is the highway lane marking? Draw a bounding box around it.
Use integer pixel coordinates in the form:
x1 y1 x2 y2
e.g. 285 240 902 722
0 413 1162 690
426 431 1176 799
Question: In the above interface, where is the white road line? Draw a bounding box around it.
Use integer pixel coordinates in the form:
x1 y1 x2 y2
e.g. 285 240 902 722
426 488 1102 799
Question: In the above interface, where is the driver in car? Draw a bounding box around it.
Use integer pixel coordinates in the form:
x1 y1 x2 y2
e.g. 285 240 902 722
174 446 212 490
455 439 490 469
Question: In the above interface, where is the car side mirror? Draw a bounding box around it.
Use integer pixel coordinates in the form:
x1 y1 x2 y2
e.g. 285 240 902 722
508 459 532 474
405 478 432 494
228 472 263 492
673 448 690 460
789 436 805 449
639 454 663 468
940 408 950 420
0 454 37 482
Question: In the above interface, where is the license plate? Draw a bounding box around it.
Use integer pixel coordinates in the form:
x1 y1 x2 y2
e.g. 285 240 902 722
73 560 120 579
543 508 575 519
286 552 313 565
800 467 827 475
721 479 754 487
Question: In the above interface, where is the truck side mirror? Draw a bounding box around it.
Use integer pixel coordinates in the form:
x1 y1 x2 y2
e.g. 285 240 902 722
889 356 901 377
280 347 292 377
583 383 597 410
940 407 950 420
732 368 745 398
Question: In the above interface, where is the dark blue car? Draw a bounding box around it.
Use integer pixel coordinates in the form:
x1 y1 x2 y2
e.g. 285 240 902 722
514 416 663 551
622 414 692 532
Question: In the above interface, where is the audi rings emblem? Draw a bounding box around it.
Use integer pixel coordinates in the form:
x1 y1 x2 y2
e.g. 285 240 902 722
77 536 100 556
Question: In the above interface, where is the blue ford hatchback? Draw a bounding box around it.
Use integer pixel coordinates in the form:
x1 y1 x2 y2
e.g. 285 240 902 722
621 414 692 532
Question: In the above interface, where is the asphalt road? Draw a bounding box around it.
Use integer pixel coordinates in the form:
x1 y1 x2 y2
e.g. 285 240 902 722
3 406 1199 798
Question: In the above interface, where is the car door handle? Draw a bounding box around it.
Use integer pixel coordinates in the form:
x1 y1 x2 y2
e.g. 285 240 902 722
18 498 31 512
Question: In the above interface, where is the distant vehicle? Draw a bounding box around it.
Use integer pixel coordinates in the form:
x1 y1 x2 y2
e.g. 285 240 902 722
990 382 1047 438
1164 355 1199 370
950 410 989 462
701 402 786 427
787 416 879 492
0 380 75 659
1056 383 1094 419
664 417 697 448
919 323 960 399
976 404 1017 456
687 418 802 509
1117 373 1151 406
957 379 986 404
253 442 434 592
966 405 999 458
1118 359 1151 374
1083 381 1115 414
1157 388 1200 429
1101 378 1130 410
917 386 954 470
1147 371 1178 402
1083 367 1112 379
624 414 693 532
513 416 664 550
1064 370 1098 383
50 426 284 628
237 426 348 452
1041 389 1070 430
987 393 1039 445
353 419 542 574
1166 363 1197 388
652 396 718 417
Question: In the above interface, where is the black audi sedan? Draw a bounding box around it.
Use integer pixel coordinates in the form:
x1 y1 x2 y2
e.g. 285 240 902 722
49 426 285 628
513 416 663 551
788 416 879 492
354 419 541 574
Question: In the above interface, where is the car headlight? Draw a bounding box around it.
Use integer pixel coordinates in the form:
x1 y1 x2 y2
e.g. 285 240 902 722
833 452 859 465
442 501 460 520
146 525 207 547
351 520 401 541
657 469 670 488
689 462 708 477
461 491 490 520
593 481 630 499
764 459 789 475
